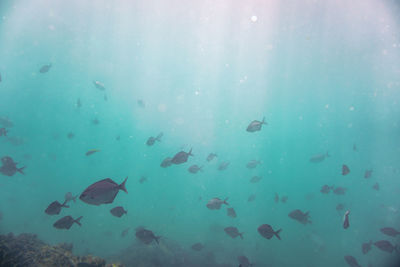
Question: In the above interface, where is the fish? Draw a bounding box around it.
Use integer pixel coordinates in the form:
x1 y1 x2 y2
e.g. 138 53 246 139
218 161 230 171
344 255 361 267
372 183 379 191
274 193 279 203
188 165 203 174
135 228 160 245
250 176 262 183
237 255 253 267
76 98 81 108
45 200 69 215
91 118 100 125
39 64 52 73
79 177 128 206
281 196 288 203
288 209 312 225
248 194 256 202
353 144 357 151
227 207 237 218
206 197 229 210
336 203 345 212
0 117 13 128
160 157 173 168
246 160 261 169
320 185 334 194
191 242 204 251
121 228 130 237
364 169 373 178
93 80 105 90
171 148 193 164
0 128 8 136
246 117 267 132
224 226 244 239
53 216 82 230
206 153 217 162
146 133 163 146
67 132 75 139
309 152 330 163
85 149 100 156
64 192 77 203
343 210 350 229
380 227 400 237
374 240 397 253
257 224 281 240
139 176 147 184
362 241 372 254
342 164 350 175
110 206 127 218
333 186 347 195
0 156 25 176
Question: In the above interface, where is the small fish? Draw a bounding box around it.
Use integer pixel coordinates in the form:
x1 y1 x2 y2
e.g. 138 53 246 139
0 156 25 176
380 227 400 237
227 207 237 218
207 197 229 210
79 177 128 206
336 203 345 212
274 193 279 203
237 255 253 267
288 209 311 225
342 164 350 175
146 132 163 146
374 240 397 253
64 192 77 203
281 196 288 203
248 194 256 202
76 98 81 108
53 216 82 230
139 176 147 184
364 169 373 178
191 242 204 251
372 182 379 191
206 153 217 162
309 152 330 163
188 165 203 174
160 157 173 168
0 128 8 136
218 161 230 171
171 148 193 164
344 255 362 267
91 118 100 125
320 185 334 194
135 228 160 245
93 81 105 90
224 226 244 239
362 241 372 254
45 200 69 215
333 186 347 195
110 206 127 218
67 132 75 139
85 149 100 156
121 228 130 237
246 160 261 169
250 175 262 183
257 224 281 240
343 210 350 229
39 64 52 73
246 117 267 132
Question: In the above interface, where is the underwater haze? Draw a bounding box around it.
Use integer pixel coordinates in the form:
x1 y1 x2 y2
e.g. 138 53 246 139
1 0 400 266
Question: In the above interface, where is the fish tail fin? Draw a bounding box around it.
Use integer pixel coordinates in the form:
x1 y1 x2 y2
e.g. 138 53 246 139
275 229 282 240
74 216 83 226
155 236 161 244
17 166 25 175
125 209 128 214
73 195 78 203
119 176 128 193
262 116 267 125
239 233 244 239
326 151 330 157
156 132 163 141
223 197 229 205
61 200 69 208
188 148 193 156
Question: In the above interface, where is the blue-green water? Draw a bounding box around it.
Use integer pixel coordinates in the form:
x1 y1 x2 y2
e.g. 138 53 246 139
0 0 400 266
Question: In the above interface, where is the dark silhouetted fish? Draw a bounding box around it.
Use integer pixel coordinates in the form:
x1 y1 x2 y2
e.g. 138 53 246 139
374 240 396 253
258 224 281 240
146 133 163 146
206 153 217 162
373 183 379 191
248 194 256 202
110 206 127 218
207 197 229 210
139 176 147 184
171 148 193 164
333 186 347 195
246 117 267 132
45 200 69 215
274 193 279 203
250 176 262 183
53 216 82 230
160 157 173 168
246 160 261 169
0 156 25 176
85 149 100 156
344 255 361 267
362 241 372 254
188 165 203 174
93 81 105 90
320 185 334 194
289 209 311 225
343 210 350 229
380 227 400 237
79 177 128 206
39 64 52 73
67 132 75 139
309 152 330 163
237 255 253 267
191 242 204 251
227 207 237 218
0 128 8 136
364 169 373 178
121 227 130 237
224 226 243 239
342 164 350 175
281 196 288 203
135 228 160 245
0 117 13 128
218 161 230 171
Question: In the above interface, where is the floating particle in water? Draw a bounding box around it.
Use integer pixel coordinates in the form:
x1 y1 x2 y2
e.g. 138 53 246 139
251 15 258 22
349 106 355 111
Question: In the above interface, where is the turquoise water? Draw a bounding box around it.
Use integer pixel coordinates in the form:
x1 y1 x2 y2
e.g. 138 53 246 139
0 0 400 266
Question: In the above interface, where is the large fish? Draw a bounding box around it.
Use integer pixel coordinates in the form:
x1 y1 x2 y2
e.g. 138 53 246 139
257 224 281 240
79 177 128 205
171 148 193 164
374 240 396 253
237 255 253 267
53 216 82 230
224 226 243 239
160 157 173 168
344 255 361 267
246 117 267 132
110 206 127 217
135 228 160 245
309 152 330 163
0 156 25 176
